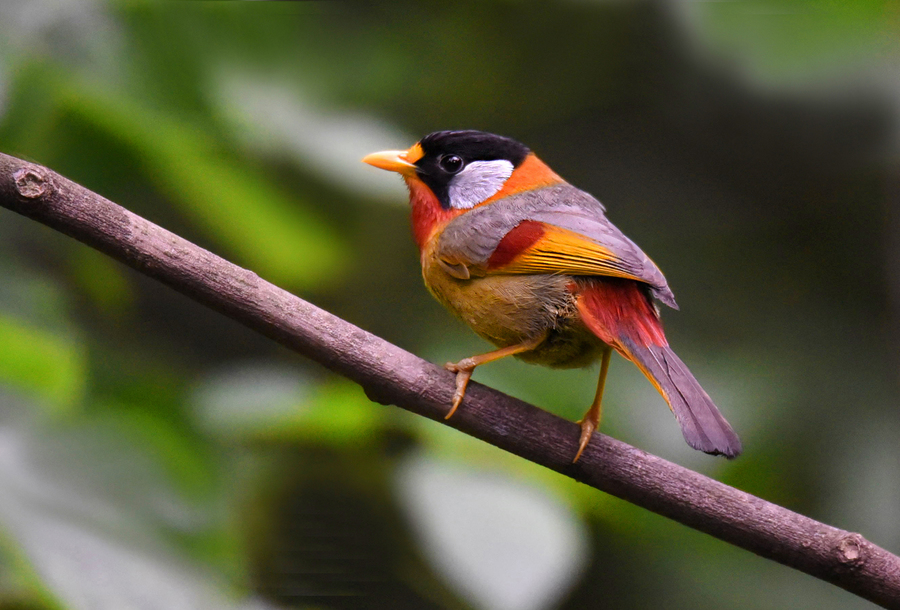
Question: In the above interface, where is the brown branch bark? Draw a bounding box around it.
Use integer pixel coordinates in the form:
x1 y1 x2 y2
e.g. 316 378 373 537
1 152 899 608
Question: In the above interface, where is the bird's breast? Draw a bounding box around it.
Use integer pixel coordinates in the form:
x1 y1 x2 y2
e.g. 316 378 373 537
421 241 604 368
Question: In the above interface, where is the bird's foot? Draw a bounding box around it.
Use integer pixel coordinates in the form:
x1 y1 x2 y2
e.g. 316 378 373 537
573 416 597 463
444 359 475 419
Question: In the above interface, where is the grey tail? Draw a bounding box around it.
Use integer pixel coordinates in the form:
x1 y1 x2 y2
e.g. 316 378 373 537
619 338 742 458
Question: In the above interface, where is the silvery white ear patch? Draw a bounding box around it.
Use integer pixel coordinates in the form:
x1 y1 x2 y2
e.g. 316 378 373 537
447 160 514 209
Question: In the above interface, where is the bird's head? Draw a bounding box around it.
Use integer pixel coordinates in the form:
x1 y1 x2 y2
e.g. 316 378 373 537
363 130 563 211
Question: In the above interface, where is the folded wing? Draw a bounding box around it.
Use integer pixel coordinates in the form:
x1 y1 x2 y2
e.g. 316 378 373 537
435 185 678 308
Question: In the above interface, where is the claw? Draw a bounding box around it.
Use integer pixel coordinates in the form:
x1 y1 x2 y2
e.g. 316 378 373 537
444 365 473 419
573 417 596 463
440 337 546 422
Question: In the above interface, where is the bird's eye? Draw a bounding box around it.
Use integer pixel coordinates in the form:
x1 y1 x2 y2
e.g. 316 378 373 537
439 154 464 174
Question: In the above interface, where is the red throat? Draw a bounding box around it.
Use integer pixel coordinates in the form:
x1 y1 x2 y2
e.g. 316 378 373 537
404 154 563 252
406 176 462 251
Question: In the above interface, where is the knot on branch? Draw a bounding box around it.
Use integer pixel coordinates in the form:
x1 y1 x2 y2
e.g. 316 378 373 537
363 383 394 407
834 533 867 571
13 168 48 200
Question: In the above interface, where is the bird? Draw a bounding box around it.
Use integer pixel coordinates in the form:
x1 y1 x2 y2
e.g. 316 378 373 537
362 130 741 462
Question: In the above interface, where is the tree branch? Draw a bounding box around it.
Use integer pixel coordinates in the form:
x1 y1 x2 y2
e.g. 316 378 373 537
1 152 899 608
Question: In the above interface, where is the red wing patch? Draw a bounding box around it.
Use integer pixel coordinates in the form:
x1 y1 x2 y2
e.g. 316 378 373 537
487 220 546 269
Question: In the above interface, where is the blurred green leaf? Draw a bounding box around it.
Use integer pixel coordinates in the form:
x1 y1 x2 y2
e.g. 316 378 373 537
0 393 267 610
0 314 86 415
299 379 386 444
2 63 348 290
0 528 65 610
684 0 899 83
97 406 219 501
192 363 383 445
215 73 412 203
0 267 73 336
67 247 134 316
60 83 348 289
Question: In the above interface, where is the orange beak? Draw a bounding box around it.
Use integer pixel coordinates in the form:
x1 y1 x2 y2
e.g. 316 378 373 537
362 143 423 177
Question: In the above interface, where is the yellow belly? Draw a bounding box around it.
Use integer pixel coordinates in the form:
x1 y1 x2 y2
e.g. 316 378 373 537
421 246 604 368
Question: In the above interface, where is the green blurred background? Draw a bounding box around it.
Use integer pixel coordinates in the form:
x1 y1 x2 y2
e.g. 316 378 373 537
0 1 898 608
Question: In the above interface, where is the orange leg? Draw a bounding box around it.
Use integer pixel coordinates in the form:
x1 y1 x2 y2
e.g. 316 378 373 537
444 333 546 420
573 346 612 463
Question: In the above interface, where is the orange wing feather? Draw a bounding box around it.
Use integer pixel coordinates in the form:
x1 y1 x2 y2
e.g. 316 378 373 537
487 221 649 283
